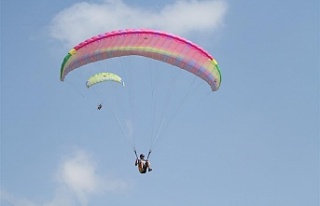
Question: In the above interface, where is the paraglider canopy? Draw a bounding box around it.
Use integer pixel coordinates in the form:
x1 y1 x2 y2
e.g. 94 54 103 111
60 29 221 91
86 72 125 88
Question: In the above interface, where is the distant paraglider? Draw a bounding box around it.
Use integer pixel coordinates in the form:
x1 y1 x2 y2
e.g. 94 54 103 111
86 72 125 111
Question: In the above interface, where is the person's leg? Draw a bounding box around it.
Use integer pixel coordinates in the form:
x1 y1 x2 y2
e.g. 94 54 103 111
146 161 152 171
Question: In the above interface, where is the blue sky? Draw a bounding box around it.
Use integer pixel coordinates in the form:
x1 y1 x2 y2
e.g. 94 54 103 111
1 0 319 205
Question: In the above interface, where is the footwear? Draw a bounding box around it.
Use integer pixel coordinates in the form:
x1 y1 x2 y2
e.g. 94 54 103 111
148 168 152 172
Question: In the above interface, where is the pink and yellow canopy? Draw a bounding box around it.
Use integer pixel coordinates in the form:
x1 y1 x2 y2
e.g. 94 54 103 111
60 29 221 91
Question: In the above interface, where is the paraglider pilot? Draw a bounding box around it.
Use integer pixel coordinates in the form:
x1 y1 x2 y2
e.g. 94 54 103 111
135 154 152 174
97 104 102 110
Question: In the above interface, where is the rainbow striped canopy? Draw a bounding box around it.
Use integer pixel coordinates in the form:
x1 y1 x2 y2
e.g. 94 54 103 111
60 29 221 91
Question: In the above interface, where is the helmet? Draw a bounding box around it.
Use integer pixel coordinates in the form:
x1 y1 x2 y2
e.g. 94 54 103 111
140 154 145 158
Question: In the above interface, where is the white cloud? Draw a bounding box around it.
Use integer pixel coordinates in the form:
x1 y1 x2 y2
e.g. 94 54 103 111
57 150 100 205
56 149 130 205
49 0 228 47
1 149 130 206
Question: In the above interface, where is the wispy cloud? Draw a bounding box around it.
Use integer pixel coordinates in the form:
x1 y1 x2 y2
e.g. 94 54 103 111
0 190 38 206
56 149 129 205
1 149 130 206
49 0 228 47
56 149 102 205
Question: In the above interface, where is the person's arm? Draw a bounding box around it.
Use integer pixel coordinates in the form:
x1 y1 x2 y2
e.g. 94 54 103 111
135 159 139 166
